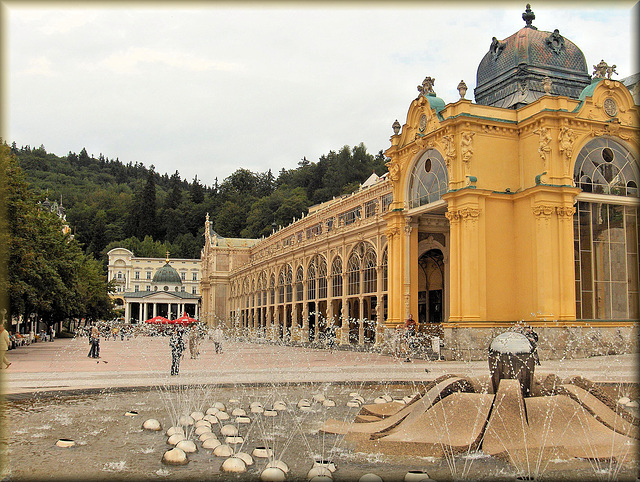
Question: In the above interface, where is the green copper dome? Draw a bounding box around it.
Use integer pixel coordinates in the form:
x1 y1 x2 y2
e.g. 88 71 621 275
152 262 182 284
474 5 591 109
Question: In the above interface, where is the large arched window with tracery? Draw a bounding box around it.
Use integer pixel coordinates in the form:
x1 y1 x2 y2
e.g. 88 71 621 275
408 148 448 209
363 246 377 294
285 265 293 303
270 274 276 304
295 266 304 301
347 248 361 296
318 256 328 299
307 258 317 300
573 137 639 321
278 269 285 304
331 257 343 298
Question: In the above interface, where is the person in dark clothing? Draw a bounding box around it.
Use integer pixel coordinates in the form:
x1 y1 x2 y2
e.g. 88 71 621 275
170 327 185 375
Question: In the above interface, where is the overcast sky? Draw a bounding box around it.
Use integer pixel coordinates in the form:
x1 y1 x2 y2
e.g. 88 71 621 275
4 2 637 187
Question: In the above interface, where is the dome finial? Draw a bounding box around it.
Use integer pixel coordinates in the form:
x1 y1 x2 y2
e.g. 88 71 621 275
166 250 170 264
522 4 537 29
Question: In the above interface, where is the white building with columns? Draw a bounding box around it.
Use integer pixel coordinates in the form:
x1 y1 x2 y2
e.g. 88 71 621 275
108 248 201 323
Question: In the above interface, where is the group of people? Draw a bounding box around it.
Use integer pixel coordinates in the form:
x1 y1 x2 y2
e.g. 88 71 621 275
392 314 418 362
170 325 225 376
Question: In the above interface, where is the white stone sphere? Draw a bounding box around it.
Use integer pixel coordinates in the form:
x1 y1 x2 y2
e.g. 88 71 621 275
251 405 265 414
404 470 431 482
216 411 230 421
142 419 162 431
228 398 241 404
349 392 360 398
267 460 289 473
346 400 361 408
322 399 336 407
250 401 264 408
176 440 198 453
166 426 185 437
162 447 188 465
199 432 217 442
231 408 247 416
213 444 234 457
263 409 278 417
308 466 333 478
221 456 248 473
178 415 195 426
359 474 384 482
190 411 205 421
312 393 326 403
627 400 639 408
618 397 631 405
374 397 387 404
236 451 254 466
202 438 222 450
167 433 185 445
309 476 333 482
206 407 219 415
55 439 75 448
124 410 139 417
252 446 274 458
235 416 251 424
352 395 365 404
195 425 212 436
194 419 211 428
382 395 393 402
220 424 239 436
273 401 287 411
213 401 226 411
297 399 311 408
260 467 286 482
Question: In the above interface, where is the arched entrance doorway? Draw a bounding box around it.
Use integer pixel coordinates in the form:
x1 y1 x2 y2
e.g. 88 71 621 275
418 248 445 337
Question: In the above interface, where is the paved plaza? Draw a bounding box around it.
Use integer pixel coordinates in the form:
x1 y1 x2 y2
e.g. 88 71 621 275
2 336 637 397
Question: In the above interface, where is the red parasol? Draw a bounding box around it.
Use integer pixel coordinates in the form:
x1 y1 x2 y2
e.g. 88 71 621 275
173 313 199 325
144 315 171 324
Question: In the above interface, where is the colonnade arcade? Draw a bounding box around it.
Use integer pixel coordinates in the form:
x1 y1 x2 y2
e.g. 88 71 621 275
229 242 389 345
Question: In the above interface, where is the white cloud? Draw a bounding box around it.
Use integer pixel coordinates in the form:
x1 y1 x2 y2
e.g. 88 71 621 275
20 56 55 77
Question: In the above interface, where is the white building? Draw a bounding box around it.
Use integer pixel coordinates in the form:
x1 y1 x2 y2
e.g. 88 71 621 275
107 248 201 323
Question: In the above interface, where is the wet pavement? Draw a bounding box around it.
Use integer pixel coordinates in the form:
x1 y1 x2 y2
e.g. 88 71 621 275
2 336 637 397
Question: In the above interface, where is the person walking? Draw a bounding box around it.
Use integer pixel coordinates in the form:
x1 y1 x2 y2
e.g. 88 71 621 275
170 327 185 375
88 326 100 358
49 325 54 342
403 313 417 362
212 326 224 354
188 328 200 359
0 324 12 369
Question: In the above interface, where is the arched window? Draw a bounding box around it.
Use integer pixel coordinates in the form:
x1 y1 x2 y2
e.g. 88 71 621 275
278 269 285 304
270 274 276 305
363 247 377 293
285 265 293 303
331 257 343 298
408 148 448 209
347 246 362 296
296 265 304 301
573 137 639 321
318 256 328 299
307 258 317 300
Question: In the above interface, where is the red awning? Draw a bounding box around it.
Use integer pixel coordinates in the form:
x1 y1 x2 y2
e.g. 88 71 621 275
173 314 199 325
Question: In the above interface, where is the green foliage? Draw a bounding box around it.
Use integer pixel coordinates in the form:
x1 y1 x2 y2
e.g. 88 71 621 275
13 140 387 265
1 144 115 325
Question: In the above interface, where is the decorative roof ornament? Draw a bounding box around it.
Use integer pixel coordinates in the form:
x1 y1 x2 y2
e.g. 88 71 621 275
417 76 436 96
522 4 537 30
542 76 552 94
545 29 565 55
392 119 401 135
593 59 617 79
165 250 170 263
457 80 468 99
490 37 506 61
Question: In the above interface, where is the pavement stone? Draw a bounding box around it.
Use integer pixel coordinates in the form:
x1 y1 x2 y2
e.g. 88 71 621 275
1 337 637 397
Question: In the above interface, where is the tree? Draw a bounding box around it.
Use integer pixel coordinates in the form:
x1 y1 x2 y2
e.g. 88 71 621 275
190 175 205 204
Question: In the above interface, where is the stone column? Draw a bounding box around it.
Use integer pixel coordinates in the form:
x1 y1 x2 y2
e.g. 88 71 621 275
340 271 349 345
124 302 130 323
358 296 364 345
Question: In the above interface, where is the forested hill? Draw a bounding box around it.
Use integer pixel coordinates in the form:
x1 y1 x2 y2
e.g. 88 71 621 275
11 142 387 262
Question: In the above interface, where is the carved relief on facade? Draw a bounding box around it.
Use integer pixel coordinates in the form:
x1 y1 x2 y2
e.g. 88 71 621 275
533 126 552 170
445 207 480 224
385 226 400 239
460 131 475 177
591 121 631 140
444 210 460 224
385 159 401 181
532 204 554 223
556 206 576 219
557 126 576 174
441 134 456 170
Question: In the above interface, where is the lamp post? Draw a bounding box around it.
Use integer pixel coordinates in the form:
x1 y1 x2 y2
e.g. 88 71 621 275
29 313 36 337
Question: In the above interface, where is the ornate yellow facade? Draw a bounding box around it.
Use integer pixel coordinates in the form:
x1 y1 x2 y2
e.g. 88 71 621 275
201 9 639 359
